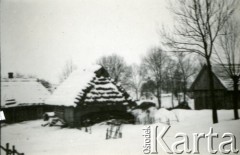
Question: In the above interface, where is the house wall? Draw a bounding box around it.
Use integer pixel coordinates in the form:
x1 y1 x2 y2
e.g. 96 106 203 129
72 104 129 127
43 105 55 113
2 105 44 123
194 90 240 110
54 106 64 119
53 104 134 127
225 92 240 109
54 106 75 126
191 66 240 110
64 107 74 126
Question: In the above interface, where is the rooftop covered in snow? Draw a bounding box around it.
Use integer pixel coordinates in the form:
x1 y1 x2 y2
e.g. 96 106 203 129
45 65 133 107
1 78 51 108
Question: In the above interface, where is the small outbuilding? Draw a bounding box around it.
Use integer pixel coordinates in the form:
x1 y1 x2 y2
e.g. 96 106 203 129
45 65 135 127
190 65 240 110
1 73 51 123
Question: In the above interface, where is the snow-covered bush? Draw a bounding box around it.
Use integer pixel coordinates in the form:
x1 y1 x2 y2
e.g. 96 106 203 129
131 107 178 125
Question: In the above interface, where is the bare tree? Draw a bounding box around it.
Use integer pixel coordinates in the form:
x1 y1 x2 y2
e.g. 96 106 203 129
215 19 240 120
173 65 184 104
113 65 133 91
161 0 237 123
97 54 127 83
59 59 77 83
128 64 144 100
141 79 157 100
177 53 199 104
163 58 177 107
143 47 169 108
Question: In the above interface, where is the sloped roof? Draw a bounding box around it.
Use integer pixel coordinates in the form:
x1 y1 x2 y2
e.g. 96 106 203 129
1 78 51 108
46 65 133 107
82 77 128 104
212 65 240 91
190 65 240 91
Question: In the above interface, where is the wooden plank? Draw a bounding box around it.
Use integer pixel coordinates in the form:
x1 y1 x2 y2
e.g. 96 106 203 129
6 143 9 155
12 145 15 155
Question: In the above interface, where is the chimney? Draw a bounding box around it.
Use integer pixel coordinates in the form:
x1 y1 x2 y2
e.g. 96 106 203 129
8 72 14 79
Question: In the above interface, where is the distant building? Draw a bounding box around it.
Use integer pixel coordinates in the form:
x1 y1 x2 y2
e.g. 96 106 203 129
1 73 51 123
190 65 240 110
45 65 135 127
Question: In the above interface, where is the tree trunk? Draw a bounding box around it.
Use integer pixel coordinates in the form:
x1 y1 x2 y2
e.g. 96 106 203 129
206 60 218 124
136 89 139 100
171 79 174 108
156 83 161 109
233 76 239 120
183 79 187 104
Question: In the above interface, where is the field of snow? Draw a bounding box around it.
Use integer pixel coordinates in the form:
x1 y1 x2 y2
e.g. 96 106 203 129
1 109 240 155
137 93 195 109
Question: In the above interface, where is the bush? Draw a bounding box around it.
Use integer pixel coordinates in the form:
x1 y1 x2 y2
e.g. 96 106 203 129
135 101 156 111
168 101 191 110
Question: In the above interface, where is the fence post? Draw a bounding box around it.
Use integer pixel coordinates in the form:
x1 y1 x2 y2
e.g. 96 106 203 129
89 127 91 134
106 129 108 140
12 145 15 155
167 119 170 126
6 143 9 155
119 132 122 138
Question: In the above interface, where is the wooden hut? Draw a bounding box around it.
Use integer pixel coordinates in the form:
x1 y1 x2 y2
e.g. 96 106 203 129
1 74 51 123
46 65 135 127
189 65 240 110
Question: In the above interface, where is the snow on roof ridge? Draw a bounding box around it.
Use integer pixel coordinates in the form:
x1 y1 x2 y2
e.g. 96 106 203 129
45 64 135 107
45 65 102 107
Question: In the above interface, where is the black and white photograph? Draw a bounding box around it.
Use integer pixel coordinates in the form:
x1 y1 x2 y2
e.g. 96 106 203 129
1 0 240 154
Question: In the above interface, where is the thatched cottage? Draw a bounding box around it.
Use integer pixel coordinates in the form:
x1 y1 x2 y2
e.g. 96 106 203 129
1 73 51 123
190 65 240 110
46 65 135 127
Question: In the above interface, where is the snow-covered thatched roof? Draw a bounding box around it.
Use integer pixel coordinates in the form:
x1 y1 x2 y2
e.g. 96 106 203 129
1 78 51 108
46 65 134 107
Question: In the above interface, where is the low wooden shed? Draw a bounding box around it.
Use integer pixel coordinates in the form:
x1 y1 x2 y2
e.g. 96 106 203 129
190 65 240 110
46 65 135 127
1 76 51 123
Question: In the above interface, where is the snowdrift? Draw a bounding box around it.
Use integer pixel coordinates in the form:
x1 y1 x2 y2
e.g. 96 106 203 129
132 107 178 124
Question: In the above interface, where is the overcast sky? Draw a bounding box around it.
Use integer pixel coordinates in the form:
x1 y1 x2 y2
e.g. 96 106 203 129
1 0 174 83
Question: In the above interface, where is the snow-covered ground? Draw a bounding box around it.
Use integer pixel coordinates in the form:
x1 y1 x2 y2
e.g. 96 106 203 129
1 109 240 155
137 93 195 109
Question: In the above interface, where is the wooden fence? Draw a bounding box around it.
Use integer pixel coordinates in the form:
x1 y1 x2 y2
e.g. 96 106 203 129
105 121 122 140
0 143 24 155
